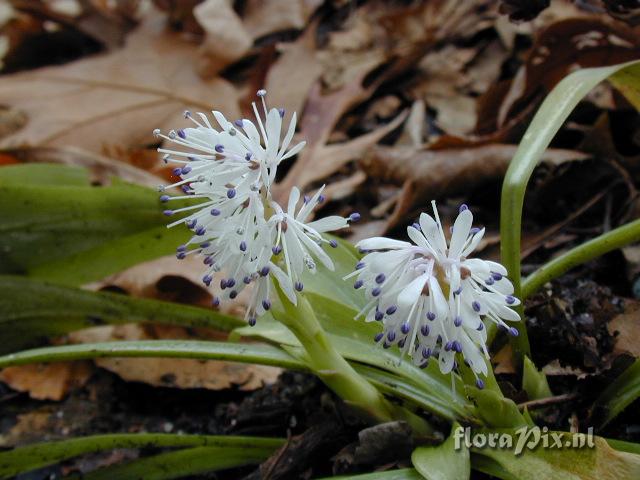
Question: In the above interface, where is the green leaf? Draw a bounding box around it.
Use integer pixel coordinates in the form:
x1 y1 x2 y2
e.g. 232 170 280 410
236 292 474 422
301 236 365 310
521 219 640 300
606 438 640 456
0 433 283 480
522 356 552 401
609 62 640 110
72 445 273 480
470 389 528 428
593 359 640 427
0 340 304 370
473 433 640 480
498 59 640 361
327 469 423 480
0 163 192 285
411 423 470 480
0 275 243 354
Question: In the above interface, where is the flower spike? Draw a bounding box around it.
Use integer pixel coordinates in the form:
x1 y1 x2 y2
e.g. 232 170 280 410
348 202 521 381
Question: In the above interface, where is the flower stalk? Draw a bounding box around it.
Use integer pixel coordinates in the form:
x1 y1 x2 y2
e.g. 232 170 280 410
271 283 435 437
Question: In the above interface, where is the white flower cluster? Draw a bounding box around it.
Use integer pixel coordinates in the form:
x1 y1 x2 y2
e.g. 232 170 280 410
346 202 521 387
155 90 357 325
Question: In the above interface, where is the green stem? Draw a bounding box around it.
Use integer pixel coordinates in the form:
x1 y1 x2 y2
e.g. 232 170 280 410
521 219 640 299
272 285 434 437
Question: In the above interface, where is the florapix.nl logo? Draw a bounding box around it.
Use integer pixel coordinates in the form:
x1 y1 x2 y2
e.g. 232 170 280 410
454 426 596 456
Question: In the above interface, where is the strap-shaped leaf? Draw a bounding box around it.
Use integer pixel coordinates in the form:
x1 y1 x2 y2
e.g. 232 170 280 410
0 339 303 370
0 163 193 285
0 275 242 354
0 433 284 480
71 445 274 480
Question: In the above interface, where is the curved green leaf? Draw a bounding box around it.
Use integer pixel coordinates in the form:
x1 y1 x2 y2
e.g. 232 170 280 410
0 163 192 285
412 423 470 480
72 445 273 480
593 359 640 427
498 59 640 361
473 433 640 480
236 292 474 421
0 275 242 354
0 340 303 370
522 356 552 401
0 433 283 480
327 469 423 480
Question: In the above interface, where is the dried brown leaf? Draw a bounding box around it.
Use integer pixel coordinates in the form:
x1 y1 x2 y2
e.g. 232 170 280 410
242 0 322 39
362 144 589 206
0 361 94 401
0 8 240 152
194 0 252 76
72 324 280 391
264 23 323 118
607 300 640 358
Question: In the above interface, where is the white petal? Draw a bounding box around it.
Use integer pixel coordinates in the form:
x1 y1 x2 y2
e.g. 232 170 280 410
449 209 473 258
439 351 456 374
407 226 430 250
419 212 447 256
356 237 411 251
462 227 485 257
241 119 262 150
280 141 305 161
265 108 282 160
212 111 233 131
398 273 429 308
296 185 325 222
278 112 297 157
287 187 300 215
428 276 449 319
485 260 508 276
306 216 348 232
270 262 297 305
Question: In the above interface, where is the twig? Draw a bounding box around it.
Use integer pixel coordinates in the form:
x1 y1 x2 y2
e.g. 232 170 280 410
517 393 578 411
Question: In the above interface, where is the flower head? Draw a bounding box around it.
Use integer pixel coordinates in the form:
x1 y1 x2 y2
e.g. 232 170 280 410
347 201 520 384
156 90 353 325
